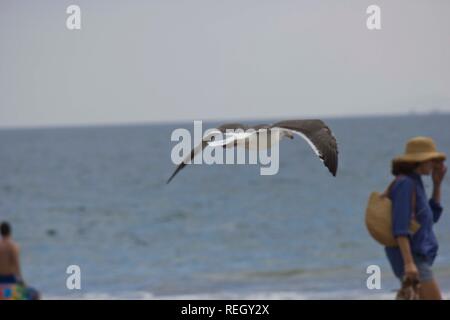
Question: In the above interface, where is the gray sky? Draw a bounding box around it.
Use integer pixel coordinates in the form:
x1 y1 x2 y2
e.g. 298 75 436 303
1 0 449 128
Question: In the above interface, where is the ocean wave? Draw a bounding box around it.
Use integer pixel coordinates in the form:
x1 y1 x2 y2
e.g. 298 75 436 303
43 289 450 300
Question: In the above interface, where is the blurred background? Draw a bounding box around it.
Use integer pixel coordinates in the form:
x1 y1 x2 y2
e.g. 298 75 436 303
0 1 449 299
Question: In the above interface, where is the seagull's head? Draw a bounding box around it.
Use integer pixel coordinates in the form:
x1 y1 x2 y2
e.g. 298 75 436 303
283 131 294 140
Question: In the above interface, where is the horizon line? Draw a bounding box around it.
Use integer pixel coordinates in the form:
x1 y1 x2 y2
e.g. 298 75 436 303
0 110 448 131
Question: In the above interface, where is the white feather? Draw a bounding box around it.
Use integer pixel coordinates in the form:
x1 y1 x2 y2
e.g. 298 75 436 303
276 128 323 162
207 131 256 147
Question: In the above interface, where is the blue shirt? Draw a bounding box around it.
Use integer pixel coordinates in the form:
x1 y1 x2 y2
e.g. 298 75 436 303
385 173 443 277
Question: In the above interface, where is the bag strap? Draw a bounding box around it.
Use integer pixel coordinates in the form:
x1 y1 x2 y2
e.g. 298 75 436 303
382 179 397 197
384 175 417 219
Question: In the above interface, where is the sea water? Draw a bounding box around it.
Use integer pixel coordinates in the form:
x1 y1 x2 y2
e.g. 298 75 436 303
1 114 449 299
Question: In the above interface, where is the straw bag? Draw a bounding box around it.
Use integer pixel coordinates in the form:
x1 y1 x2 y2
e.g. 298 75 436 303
365 177 420 247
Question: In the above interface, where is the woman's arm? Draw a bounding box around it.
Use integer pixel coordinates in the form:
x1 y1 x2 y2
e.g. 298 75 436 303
431 161 447 222
397 236 419 280
432 161 446 203
432 184 441 204
390 177 418 279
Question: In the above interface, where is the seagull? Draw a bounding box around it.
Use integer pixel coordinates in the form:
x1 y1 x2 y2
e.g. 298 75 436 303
167 119 338 183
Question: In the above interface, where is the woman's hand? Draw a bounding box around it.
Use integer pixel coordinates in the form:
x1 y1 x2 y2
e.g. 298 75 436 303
404 262 419 281
432 161 447 186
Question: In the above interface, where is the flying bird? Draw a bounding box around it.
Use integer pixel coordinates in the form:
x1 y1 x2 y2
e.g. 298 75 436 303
167 119 338 183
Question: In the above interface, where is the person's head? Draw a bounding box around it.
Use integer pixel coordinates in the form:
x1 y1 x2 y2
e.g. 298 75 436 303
391 160 420 176
392 137 446 176
0 221 11 238
392 159 441 176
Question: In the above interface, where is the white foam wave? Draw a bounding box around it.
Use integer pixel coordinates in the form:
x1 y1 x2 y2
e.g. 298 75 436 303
44 289 450 300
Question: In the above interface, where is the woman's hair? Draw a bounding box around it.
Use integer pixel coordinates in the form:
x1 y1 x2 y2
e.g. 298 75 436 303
391 160 420 176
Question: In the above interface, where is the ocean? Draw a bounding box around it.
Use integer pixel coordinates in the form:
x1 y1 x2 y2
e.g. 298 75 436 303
1 114 449 299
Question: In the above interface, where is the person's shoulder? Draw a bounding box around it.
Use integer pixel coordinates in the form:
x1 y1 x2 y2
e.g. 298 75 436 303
5 239 20 252
0 239 18 252
392 175 415 192
12 241 20 252
395 175 414 184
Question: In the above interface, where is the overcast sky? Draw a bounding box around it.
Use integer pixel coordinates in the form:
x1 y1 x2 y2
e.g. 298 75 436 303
1 0 449 128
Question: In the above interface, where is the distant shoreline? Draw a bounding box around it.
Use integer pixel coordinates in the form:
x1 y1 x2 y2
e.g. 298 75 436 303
1 112 449 132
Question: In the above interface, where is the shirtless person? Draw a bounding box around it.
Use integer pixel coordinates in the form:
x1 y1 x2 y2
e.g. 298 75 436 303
0 222 24 285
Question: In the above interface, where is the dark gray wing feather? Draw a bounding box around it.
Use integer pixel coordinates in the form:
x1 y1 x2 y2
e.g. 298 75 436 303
271 119 338 176
217 123 248 132
166 141 208 184
167 123 247 184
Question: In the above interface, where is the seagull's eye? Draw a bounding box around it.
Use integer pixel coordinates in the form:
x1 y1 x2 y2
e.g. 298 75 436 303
210 135 215 141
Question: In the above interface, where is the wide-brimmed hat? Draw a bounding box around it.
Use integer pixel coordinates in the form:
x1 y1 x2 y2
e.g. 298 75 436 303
393 136 446 163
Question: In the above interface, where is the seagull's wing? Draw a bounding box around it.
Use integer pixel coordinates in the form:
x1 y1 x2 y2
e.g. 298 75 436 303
271 119 338 176
166 141 208 184
217 123 248 132
209 123 254 148
166 123 272 183
207 132 255 147
167 124 249 184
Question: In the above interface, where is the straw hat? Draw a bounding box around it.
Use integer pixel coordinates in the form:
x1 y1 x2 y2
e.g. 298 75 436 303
393 136 446 163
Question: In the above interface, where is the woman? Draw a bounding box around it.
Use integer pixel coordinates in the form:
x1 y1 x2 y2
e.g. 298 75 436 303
386 136 447 300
